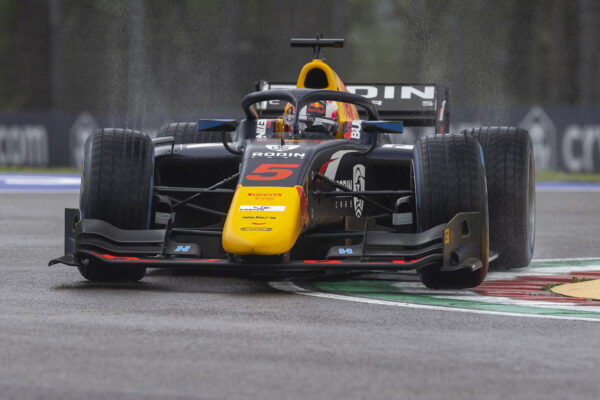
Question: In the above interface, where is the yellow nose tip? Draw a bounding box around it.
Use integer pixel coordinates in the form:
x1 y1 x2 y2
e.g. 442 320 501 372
222 185 307 255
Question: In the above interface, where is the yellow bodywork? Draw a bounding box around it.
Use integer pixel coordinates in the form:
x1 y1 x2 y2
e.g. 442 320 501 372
222 185 308 255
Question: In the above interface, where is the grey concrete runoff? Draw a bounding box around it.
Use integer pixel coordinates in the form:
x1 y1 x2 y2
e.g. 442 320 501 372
0 192 599 400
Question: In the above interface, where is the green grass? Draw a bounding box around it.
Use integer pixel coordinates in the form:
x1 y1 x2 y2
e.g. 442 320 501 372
536 170 600 182
0 166 81 173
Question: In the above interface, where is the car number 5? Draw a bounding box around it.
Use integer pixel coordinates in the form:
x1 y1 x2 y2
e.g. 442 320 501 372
246 164 300 181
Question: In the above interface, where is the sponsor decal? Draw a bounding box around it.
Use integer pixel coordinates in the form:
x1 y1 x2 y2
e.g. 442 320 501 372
352 164 366 217
265 144 300 151
334 196 353 210
312 117 333 125
343 121 362 140
175 245 191 253
307 102 326 115
239 205 285 212
400 86 435 100
256 119 269 138
241 227 272 231
322 160 366 214
346 85 384 99
251 151 305 159
338 248 353 255
263 83 435 109
331 180 355 211
247 192 283 201
242 215 276 220
345 85 435 106
444 228 450 244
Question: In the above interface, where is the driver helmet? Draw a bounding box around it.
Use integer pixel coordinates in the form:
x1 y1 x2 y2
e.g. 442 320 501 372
283 100 339 137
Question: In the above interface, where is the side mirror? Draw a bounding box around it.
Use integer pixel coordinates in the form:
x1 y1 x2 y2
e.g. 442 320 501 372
357 121 404 156
362 120 404 134
197 119 238 132
197 119 242 155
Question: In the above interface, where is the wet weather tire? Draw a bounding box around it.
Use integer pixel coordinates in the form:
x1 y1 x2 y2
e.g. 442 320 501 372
78 128 153 282
463 127 535 270
412 133 489 289
157 122 230 144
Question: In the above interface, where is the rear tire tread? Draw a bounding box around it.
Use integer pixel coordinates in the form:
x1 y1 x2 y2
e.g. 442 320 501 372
463 127 534 269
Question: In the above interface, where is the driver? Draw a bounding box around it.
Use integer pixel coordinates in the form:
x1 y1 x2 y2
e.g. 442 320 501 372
282 100 339 139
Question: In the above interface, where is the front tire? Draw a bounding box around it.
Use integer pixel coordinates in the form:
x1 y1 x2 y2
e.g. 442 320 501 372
78 128 153 282
412 133 489 289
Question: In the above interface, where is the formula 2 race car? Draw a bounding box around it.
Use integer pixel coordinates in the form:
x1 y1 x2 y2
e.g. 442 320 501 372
50 37 535 289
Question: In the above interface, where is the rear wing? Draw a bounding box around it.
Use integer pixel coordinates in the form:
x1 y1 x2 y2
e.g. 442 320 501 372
254 81 450 134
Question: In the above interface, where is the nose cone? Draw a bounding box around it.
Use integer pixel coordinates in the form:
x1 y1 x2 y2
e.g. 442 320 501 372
222 186 308 255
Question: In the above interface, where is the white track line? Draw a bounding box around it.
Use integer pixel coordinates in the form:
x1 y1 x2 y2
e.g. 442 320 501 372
536 187 600 192
532 256 600 262
269 282 600 323
0 189 80 193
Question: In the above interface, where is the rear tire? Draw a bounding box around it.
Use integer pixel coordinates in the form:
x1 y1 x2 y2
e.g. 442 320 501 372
156 122 231 144
412 134 489 289
78 128 153 282
463 127 535 270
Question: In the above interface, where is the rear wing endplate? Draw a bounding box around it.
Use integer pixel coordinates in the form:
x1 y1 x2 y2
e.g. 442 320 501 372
254 81 450 134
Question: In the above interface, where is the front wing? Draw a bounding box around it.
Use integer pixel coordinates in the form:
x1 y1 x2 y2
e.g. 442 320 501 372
49 209 484 274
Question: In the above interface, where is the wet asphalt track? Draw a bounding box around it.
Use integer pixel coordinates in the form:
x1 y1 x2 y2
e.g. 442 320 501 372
1 191 599 400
